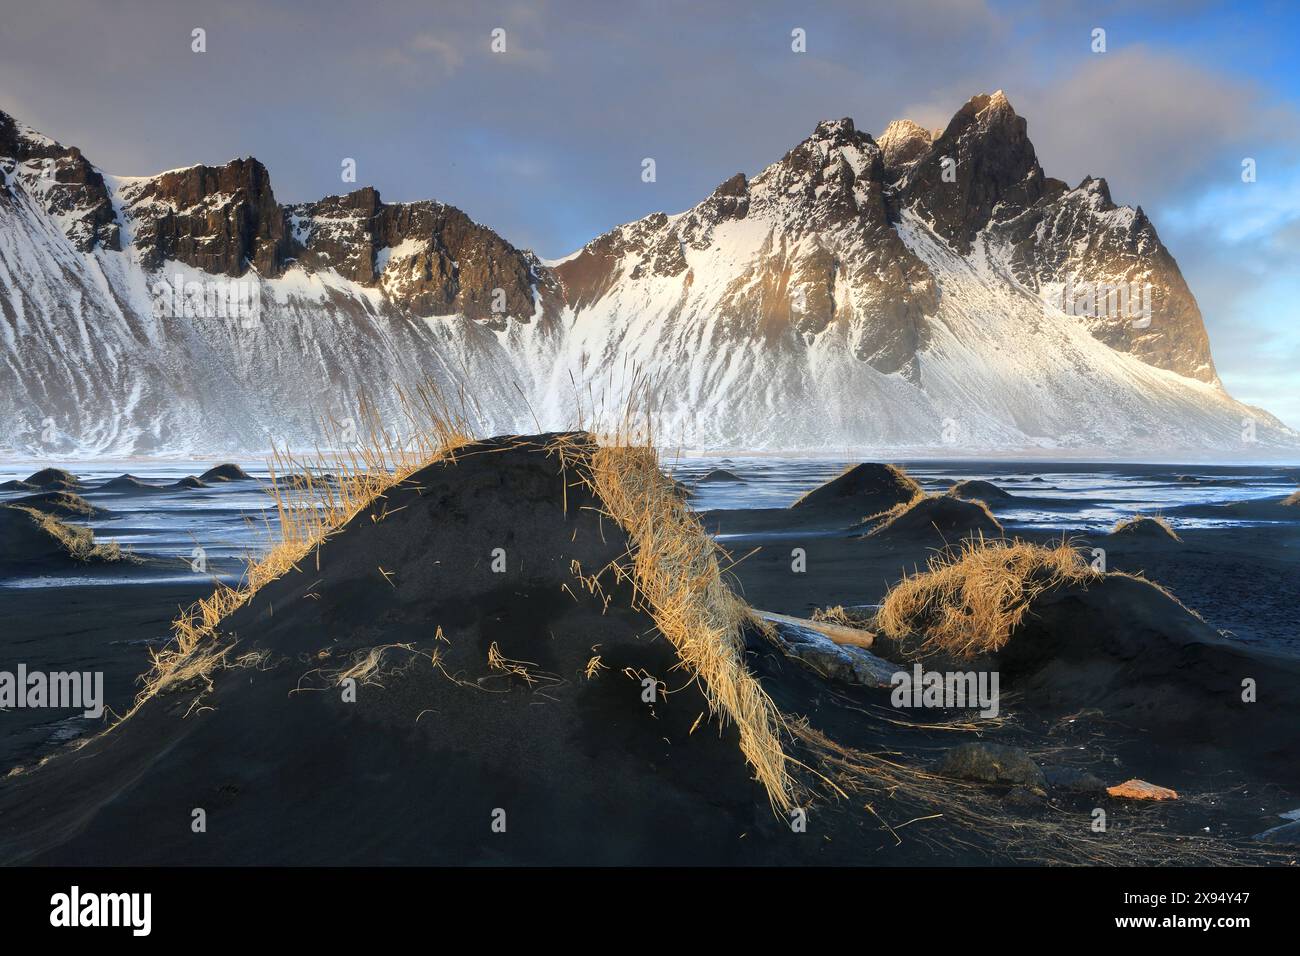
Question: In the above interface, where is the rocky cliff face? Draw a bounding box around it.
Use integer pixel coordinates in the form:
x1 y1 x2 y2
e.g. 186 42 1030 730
118 159 286 276
0 96 1285 454
0 112 119 252
105 153 560 327
287 187 560 328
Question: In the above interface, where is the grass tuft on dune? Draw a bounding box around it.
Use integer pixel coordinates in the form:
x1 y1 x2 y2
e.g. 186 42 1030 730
0 504 123 564
1111 513 1181 541
874 536 1097 660
136 382 475 712
580 435 793 812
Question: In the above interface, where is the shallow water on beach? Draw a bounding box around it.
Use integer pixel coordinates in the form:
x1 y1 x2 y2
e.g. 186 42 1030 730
1 457 1296 589
673 457 1299 531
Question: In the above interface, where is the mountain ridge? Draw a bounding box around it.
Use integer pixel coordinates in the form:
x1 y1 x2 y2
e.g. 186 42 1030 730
0 93 1292 456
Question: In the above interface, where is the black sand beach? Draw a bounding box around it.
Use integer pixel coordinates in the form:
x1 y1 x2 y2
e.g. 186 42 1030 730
1 448 1298 865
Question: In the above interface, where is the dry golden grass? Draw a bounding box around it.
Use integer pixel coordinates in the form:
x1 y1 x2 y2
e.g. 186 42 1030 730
553 386 793 812
1284 488 1299 506
1112 513 1181 541
874 536 1097 661
128 382 475 718
791 721 1286 865
581 442 793 811
6 505 124 563
811 604 873 628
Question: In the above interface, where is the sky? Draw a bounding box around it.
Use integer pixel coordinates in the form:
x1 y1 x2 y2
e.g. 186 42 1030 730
1 0 1297 426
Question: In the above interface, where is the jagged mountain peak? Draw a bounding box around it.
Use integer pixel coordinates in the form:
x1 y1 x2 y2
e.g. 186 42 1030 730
877 119 933 177
898 90 1047 250
0 100 1288 454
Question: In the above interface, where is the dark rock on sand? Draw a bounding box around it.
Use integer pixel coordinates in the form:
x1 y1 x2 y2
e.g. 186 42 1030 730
1043 765 1108 796
763 618 896 688
22 468 80 490
792 463 921 513
1002 786 1046 810
198 463 252 482
9 491 106 520
1252 820 1300 844
866 494 1003 540
939 742 1047 793
947 479 1012 501
697 468 743 483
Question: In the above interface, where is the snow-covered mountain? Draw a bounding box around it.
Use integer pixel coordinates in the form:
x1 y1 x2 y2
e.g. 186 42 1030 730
1 93 1293 456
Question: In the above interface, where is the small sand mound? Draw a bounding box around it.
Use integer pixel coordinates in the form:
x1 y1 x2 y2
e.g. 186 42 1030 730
0 480 37 491
169 476 208 490
99 474 164 493
0 505 121 568
866 494 1003 541
792 463 921 513
994 574 1300 774
947 479 1012 501
873 538 1300 780
9 490 105 519
199 463 252 482
1111 515 1181 542
697 468 743 483
22 468 80 490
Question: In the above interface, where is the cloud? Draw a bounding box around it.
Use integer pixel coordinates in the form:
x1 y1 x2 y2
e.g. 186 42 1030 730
1018 46 1299 205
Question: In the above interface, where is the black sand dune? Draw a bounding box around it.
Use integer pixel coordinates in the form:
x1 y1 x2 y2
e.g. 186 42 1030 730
96 474 167 494
168 476 208 490
947 479 1012 501
1110 515 1180 541
992 576 1300 787
1165 493 1300 522
21 468 80 491
0 435 817 865
697 468 743 483
864 495 1003 541
9 490 106 519
792 463 920 514
198 463 252 482
4 445 1296 864
0 480 37 491
0 505 120 570
699 463 924 537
